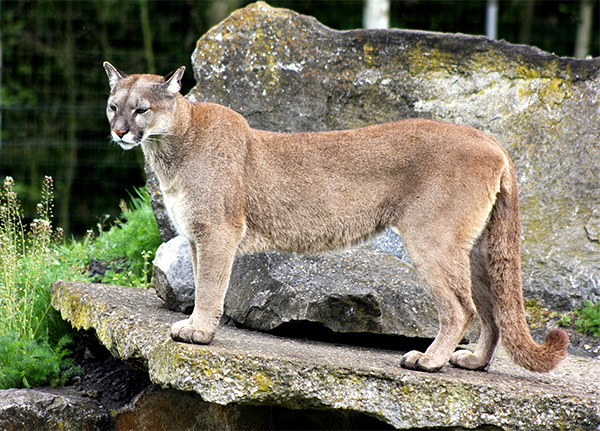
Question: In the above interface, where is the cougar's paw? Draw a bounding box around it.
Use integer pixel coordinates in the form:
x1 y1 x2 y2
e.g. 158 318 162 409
400 350 444 373
450 350 490 371
170 318 215 345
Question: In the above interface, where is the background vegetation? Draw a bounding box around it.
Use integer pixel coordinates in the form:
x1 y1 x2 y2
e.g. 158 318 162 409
1 0 598 236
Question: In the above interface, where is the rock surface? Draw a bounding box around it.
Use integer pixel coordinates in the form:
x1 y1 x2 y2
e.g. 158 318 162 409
154 234 447 339
175 1 600 311
145 163 177 243
227 244 439 338
51 280 600 430
114 384 394 430
153 235 195 313
0 387 111 431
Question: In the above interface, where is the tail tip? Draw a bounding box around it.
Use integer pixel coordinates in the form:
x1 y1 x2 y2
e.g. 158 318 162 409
545 327 569 358
514 327 569 373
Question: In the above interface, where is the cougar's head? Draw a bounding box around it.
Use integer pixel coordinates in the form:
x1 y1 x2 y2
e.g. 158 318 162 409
103 62 185 150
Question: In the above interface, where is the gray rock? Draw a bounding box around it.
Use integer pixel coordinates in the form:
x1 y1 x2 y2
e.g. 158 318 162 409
145 163 177 243
0 387 110 430
181 1 599 311
50 280 600 431
113 384 391 430
153 232 442 339
153 235 195 313
227 244 439 338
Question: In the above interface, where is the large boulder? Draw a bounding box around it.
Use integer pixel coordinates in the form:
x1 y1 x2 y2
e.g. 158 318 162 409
227 243 432 337
150 0 600 337
155 233 441 338
153 235 195 313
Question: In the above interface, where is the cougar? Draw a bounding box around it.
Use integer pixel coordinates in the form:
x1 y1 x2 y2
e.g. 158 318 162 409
103 62 568 373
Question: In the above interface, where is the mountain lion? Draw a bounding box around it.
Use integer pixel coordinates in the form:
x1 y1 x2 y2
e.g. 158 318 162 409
103 62 568 373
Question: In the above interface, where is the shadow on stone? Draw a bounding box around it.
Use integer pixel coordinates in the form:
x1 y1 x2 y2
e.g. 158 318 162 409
266 319 433 353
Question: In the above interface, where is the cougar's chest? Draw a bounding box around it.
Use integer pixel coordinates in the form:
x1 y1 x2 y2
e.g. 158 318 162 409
162 191 193 241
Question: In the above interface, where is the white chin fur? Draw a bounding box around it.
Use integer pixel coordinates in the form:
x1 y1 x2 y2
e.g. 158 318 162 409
118 141 139 150
111 131 140 150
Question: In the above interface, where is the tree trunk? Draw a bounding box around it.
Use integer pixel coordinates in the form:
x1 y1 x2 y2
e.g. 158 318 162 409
518 0 535 45
59 1 78 236
574 0 594 58
139 0 156 74
363 0 390 29
486 0 499 39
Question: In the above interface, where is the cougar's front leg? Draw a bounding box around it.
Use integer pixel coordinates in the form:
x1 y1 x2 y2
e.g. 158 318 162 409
170 223 242 345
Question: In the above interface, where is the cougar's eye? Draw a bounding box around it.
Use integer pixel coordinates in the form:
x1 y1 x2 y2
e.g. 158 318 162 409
135 107 149 115
109 105 117 112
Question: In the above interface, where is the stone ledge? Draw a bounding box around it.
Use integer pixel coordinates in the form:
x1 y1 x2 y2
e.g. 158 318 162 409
51 281 600 430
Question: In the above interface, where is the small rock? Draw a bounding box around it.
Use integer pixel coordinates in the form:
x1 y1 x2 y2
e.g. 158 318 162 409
153 236 195 313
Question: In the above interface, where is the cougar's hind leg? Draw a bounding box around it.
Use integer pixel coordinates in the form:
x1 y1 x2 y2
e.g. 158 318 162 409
399 229 477 372
450 234 500 371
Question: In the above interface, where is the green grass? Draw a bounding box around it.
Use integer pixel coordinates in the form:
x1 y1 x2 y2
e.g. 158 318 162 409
0 176 161 388
556 301 600 338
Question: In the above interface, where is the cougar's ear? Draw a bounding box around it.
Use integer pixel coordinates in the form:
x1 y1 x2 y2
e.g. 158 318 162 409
103 62 127 91
162 66 186 95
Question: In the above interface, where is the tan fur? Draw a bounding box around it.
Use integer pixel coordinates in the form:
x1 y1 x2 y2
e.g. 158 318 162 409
103 62 568 373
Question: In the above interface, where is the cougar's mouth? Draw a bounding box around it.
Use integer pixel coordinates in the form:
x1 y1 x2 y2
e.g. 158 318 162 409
111 129 143 150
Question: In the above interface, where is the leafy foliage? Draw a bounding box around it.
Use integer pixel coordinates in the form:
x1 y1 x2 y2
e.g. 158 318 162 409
573 301 600 337
0 332 81 389
0 176 159 388
94 188 161 286
65 187 161 288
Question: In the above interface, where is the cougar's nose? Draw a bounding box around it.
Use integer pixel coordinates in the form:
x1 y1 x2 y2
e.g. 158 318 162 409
113 129 127 139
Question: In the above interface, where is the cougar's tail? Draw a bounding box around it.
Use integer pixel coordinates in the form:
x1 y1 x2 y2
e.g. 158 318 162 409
486 160 568 373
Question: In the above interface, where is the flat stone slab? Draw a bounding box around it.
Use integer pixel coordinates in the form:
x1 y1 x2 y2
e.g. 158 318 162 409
51 281 600 430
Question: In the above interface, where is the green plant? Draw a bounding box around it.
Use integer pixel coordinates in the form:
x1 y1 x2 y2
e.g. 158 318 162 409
58 186 161 289
573 301 600 337
0 176 83 388
0 177 161 389
556 313 572 327
0 332 81 388
85 187 160 288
